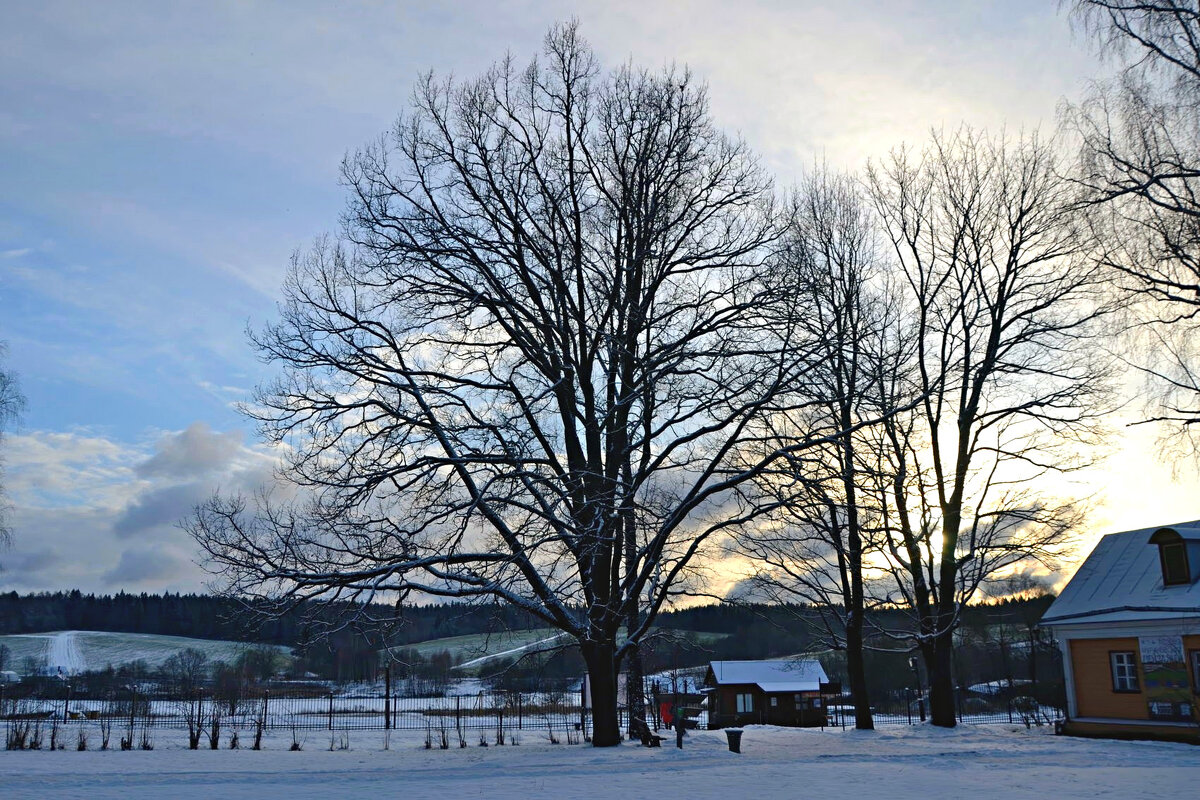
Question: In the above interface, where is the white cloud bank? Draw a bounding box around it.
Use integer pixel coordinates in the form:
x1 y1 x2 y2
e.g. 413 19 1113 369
2 423 277 593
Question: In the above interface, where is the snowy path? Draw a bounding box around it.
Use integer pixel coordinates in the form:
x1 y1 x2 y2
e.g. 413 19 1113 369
456 634 567 669
2 723 1198 800
46 631 84 675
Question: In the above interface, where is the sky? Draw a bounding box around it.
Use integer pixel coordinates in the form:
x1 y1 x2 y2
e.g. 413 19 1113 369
1 0 1198 596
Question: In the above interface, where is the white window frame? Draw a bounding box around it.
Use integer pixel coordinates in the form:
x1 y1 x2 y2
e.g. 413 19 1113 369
1110 650 1139 692
735 692 754 713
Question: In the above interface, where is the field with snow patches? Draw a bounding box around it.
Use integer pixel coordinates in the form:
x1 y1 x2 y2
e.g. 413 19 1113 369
0 631 287 674
396 627 568 668
1 723 1197 800
401 627 730 673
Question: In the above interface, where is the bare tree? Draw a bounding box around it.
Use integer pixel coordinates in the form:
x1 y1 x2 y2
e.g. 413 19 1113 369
738 166 910 730
162 648 209 695
187 24 830 746
864 128 1112 727
1067 1 1200 453
0 342 23 559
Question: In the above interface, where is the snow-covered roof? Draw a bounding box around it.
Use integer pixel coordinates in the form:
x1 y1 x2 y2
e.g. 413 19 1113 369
707 660 828 692
1041 520 1200 626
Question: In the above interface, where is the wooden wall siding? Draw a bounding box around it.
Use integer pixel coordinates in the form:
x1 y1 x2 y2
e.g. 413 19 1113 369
707 685 826 728
1070 637 1149 720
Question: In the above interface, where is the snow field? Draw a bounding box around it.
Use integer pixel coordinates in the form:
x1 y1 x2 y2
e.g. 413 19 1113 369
0 631 288 675
2 723 1197 800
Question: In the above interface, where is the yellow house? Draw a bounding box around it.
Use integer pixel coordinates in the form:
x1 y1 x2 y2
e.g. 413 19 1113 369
1041 521 1200 743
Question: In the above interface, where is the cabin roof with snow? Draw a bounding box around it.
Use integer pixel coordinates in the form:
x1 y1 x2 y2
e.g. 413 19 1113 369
704 659 828 693
1041 519 1200 627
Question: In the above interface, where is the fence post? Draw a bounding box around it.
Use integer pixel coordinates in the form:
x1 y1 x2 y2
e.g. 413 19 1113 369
263 689 269 731
580 675 587 737
906 688 912 725
385 663 392 731
328 692 334 730
456 696 461 730
518 692 523 730
64 682 72 723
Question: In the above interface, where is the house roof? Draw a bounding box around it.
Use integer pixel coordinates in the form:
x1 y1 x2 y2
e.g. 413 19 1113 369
1040 520 1200 626
707 659 828 692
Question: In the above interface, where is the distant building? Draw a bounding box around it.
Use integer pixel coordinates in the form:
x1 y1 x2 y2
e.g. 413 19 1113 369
703 659 829 728
1040 521 1200 743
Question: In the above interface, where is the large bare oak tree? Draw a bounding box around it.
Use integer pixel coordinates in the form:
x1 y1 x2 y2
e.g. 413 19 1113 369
187 25 830 746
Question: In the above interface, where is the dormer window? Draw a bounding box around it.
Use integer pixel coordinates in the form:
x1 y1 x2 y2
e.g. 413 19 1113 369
1150 528 1193 586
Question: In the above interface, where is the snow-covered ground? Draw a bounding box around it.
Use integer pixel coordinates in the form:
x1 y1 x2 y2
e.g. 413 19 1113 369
1 723 1196 799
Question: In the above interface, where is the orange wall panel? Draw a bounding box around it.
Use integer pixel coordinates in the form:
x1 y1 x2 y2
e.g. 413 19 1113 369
1070 637 1149 720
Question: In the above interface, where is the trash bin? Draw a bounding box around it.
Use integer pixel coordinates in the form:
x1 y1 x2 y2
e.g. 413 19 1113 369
725 728 743 753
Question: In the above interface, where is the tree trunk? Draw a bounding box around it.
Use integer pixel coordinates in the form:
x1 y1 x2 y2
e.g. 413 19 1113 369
582 640 621 747
845 617 874 730
926 633 957 727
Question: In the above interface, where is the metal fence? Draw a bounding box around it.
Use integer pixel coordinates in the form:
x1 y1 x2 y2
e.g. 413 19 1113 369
2 678 1064 743
826 686 1065 728
1 685 593 737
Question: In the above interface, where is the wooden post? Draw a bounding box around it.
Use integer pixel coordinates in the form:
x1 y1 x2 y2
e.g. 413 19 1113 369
580 674 588 738
385 663 392 731
328 692 334 730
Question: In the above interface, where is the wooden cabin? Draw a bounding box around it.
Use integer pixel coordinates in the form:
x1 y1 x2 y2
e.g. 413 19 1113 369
703 659 828 728
1040 521 1200 743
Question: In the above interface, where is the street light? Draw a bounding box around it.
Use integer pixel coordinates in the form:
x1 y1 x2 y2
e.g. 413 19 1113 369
909 656 926 723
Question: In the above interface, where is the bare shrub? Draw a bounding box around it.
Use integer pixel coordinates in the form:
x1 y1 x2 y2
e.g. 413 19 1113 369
5 718 30 750
28 720 43 750
98 714 112 751
208 707 222 750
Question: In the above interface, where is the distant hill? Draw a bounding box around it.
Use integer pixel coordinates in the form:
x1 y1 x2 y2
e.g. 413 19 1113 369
0 630 288 675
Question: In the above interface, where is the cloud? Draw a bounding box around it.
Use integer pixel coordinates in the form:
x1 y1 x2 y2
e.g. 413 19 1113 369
102 545 190 586
112 481 211 539
136 422 249 480
5 430 138 509
2 422 279 593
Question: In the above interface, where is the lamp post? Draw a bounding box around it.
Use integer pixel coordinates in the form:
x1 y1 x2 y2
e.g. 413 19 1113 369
909 656 926 723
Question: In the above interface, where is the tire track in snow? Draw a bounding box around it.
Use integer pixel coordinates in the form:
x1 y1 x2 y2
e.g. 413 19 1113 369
47 631 85 675
455 634 568 669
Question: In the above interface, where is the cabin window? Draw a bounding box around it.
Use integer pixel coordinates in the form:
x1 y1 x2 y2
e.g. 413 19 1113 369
1161 541 1191 585
1110 651 1139 692
1191 651 1200 694
770 696 778 707
736 693 754 713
